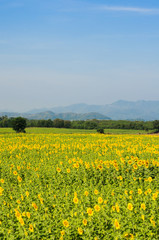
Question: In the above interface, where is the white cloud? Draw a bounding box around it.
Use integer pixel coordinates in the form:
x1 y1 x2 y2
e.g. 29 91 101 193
95 5 159 14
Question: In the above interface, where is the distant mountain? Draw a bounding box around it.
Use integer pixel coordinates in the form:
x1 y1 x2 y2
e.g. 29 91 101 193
0 111 110 121
0 112 20 118
47 100 159 120
24 111 110 120
1 100 159 120
104 100 159 120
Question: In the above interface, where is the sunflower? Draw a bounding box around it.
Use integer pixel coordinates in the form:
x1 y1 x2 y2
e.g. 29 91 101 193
127 203 133 211
78 227 83 235
114 219 120 230
82 219 87 226
87 208 93 216
73 197 78 204
63 220 69 228
94 205 100 212
29 224 34 232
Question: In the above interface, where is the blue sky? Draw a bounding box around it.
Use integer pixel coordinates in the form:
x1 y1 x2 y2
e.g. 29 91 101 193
0 0 159 111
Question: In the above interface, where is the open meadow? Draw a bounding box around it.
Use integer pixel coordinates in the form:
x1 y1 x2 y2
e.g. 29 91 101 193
0 130 158 239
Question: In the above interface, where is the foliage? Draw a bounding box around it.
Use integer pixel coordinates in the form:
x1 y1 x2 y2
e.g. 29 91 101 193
152 120 159 133
97 128 104 134
0 116 157 131
0 133 159 239
53 118 64 128
12 117 27 133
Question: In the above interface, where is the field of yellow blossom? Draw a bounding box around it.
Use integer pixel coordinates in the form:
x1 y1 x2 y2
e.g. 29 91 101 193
0 132 159 239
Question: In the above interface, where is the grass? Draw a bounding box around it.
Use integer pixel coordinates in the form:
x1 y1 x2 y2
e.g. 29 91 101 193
0 127 153 134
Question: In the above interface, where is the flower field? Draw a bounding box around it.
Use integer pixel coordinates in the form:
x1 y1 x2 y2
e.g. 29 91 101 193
0 133 159 239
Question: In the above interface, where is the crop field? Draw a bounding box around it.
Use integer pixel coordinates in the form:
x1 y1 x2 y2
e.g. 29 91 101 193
0 132 159 239
0 127 152 135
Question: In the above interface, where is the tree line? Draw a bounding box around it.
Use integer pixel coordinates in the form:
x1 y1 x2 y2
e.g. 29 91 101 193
0 116 159 132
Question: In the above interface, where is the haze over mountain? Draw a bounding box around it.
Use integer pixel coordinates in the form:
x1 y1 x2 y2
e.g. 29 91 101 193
0 100 159 121
24 100 159 120
0 111 110 121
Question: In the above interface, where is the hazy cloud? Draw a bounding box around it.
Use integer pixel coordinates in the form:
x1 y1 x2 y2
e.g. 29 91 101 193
93 5 159 14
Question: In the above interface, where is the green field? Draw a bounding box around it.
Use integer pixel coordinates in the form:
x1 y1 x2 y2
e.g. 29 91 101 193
0 127 153 135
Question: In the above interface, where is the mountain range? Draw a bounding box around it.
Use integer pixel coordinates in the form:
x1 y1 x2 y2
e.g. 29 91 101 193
0 111 110 121
0 100 159 121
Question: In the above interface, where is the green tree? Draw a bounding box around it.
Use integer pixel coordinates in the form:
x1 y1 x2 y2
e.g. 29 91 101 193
97 128 104 134
12 117 27 133
45 119 53 128
84 120 97 129
153 120 159 133
53 118 64 128
64 120 71 128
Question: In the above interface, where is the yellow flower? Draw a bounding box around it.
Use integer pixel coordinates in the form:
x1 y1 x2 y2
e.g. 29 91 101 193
17 176 22 182
57 167 61 172
74 192 77 197
115 203 120 213
133 164 138 170
82 219 87 226
0 179 4 184
119 176 123 180
114 219 120 230
94 205 100 212
112 206 116 211
26 191 29 197
67 168 70 173
61 230 65 236
148 177 152 182
32 202 38 211
130 234 134 239
29 224 34 232
0 187 4 196
26 212 31 218
148 188 152 194
98 197 103 204
138 189 142 195
152 192 158 200
144 191 148 195
15 210 21 219
150 217 156 227
63 220 69 228
19 217 24 226
127 203 133 211
78 227 83 235
94 189 99 195
73 197 78 204
84 191 89 196
87 208 93 216
141 215 145 221
22 212 26 217
137 160 142 166
17 166 21 170
13 171 17 176
141 203 146 210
